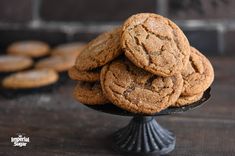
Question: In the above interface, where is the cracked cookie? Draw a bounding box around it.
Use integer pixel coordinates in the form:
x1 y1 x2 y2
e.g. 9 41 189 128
35 56 75 72
2 69 58 89
0 55 33 73
7 41 50 58
181 47 214 96
68 66 100 82
100 59 183 114
172 92 203 107
51 42 86 58
121 13 190 77
75 27 123 71
73 81 109 105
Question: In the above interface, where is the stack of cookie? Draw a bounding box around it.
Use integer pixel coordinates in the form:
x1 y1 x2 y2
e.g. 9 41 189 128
69 27 121 104
70 13 214 115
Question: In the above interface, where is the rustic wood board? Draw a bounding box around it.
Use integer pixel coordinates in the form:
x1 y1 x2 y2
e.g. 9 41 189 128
0 58 235 156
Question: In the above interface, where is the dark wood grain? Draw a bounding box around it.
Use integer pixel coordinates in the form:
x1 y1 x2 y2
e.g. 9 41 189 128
0 58 235 156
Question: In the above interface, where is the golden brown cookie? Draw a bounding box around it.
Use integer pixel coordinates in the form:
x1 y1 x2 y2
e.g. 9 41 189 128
2 69 58 89
73 81 109 105
68 66 100 82
0 55 33 72
181 47 214 96
51 42 86 58
35 56 75 72
75 27 123 71
7 41 50 58
100 59 183 114
172 92 203 107
121 13 190 76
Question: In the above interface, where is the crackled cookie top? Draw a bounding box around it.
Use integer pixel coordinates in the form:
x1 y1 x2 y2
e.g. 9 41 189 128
172 92 203 107
181 47 214 96
100 59 183 114
75 27 123 71
7 41 50 58
68 66 100 82
73 81 109 105
121 13 190 76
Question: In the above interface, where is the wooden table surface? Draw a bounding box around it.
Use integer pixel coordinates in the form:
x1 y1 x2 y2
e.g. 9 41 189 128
0 57 235 156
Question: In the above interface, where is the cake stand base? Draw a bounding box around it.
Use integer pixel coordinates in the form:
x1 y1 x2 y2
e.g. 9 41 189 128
113 116 175 155
85 88 211 155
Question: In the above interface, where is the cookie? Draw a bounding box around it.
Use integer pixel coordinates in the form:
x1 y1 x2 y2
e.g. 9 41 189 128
73 81 109 105
0 55 33 72
181 47 214 96
68 66 100 82
7 41 50 58
75 27 123 71
35 56 75 72
2 69 58 89
100 59 183 114
172 92 203 107
51 42 86 58
121 13 190 76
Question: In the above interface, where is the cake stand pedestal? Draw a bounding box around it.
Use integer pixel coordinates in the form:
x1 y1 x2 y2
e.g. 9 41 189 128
85 88 211 155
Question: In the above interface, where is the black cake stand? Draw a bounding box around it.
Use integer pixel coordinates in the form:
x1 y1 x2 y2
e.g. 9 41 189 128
85 88 211 155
